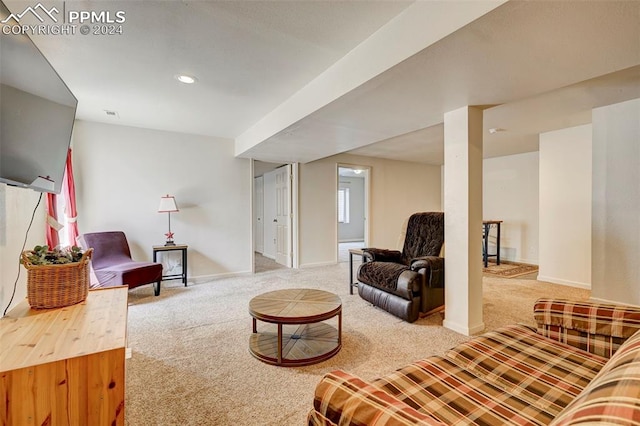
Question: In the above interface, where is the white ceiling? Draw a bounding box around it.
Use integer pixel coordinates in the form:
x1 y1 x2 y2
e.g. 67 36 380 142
350 66 640 165
3 0 640 166
241 0 640 164
338 166 366 178
4 0 412 137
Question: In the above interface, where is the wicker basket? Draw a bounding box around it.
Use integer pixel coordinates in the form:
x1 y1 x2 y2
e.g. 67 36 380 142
21 248 93 309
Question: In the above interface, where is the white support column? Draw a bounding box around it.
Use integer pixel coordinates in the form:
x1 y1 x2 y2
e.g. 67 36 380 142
442 106 485 336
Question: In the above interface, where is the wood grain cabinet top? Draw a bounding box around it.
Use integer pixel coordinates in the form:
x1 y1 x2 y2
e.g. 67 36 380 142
0 286 128 372
0 286 128 426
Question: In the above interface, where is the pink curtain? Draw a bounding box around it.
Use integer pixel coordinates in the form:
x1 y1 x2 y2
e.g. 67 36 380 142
45 149 79 248
45 193 59 248
62 148 80 246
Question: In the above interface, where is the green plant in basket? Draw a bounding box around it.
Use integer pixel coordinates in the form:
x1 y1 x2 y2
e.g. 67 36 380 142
23 245 85 265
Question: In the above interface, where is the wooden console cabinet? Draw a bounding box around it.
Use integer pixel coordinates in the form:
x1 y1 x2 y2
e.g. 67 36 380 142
0 287 128 425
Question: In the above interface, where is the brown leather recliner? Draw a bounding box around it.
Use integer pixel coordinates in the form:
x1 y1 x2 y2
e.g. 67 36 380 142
357 212 444 322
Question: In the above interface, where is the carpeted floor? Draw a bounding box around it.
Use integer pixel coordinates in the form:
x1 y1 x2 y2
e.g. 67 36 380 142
254 251 287 273
338 241 364 263
124 262 589 426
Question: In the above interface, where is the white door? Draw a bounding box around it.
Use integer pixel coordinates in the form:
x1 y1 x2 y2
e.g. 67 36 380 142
275 165 292 267
263 171 277 259
254 176 264 254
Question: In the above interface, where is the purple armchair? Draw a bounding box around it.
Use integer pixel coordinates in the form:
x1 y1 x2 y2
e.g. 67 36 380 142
81 231 163 296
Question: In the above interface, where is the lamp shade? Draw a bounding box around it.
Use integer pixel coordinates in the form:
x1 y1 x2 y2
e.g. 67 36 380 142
158 195 179 212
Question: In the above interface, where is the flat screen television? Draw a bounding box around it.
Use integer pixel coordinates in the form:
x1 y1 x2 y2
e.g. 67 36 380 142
0 1 78 194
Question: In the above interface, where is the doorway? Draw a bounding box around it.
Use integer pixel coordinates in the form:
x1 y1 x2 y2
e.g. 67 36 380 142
337 165 369 263
253 161 296 273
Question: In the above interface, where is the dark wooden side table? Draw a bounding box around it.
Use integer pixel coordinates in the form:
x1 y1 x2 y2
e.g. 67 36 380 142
482 221 502 267
152 244 188 286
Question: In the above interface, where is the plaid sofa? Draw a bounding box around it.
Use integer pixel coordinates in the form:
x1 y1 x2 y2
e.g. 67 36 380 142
308 298 640 425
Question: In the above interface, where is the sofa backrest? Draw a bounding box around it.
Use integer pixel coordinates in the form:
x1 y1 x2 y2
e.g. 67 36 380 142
550 328 640 425
401 212 444 265
82 231 133 271
534 298 640 358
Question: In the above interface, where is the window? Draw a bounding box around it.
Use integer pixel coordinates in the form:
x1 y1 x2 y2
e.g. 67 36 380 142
55 194 70 246
338 187 350 223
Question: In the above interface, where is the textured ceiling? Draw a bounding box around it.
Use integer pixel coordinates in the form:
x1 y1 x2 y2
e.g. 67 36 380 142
4 0 411 138
3 0 639 165
242 0 640 164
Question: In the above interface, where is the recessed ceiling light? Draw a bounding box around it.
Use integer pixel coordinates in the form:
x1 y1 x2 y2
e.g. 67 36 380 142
175 74 197 84
489 128 506 134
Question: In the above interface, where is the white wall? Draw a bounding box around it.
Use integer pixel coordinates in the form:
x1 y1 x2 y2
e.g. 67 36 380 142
592 98 640 306
338 176 365 242
483 152 539 264
538 124 592 288
299 153 441 267
0 185 46 314
73 121 252 282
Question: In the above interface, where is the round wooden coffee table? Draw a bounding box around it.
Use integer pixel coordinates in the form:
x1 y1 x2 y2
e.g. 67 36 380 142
249 288 342 366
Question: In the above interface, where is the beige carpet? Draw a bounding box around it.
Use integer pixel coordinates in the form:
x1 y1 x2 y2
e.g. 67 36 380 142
254 252 286 273
125 262 589 426
338 241 364 263
483 260 539 278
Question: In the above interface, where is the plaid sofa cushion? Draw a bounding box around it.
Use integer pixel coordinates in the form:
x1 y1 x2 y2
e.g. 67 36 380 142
373 356 556 425
310 370 445 426
534 298 640 357
550 329 640 425
445 324 608 417
307 408 337 426
309 300 640 426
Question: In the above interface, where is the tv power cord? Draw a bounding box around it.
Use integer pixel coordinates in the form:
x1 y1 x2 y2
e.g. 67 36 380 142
2 192 43 317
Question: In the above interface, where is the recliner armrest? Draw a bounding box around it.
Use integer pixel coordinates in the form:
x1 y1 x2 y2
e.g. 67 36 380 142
411 256 445 314
410 256 444 289
362 248 402 263
410 256 443 272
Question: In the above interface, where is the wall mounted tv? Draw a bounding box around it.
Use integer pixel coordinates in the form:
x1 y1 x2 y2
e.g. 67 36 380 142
0 1 78 194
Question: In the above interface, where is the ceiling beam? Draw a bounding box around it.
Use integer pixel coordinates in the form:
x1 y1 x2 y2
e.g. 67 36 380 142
234 0 507 159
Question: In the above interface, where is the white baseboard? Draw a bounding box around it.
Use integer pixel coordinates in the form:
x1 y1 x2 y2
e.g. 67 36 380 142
299 261 336 269
443 319 486 336
536 275 591 289
190 270 252 284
